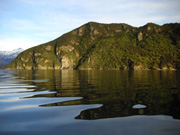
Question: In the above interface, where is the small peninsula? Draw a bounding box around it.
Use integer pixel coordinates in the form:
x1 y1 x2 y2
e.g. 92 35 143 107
6 22 180 70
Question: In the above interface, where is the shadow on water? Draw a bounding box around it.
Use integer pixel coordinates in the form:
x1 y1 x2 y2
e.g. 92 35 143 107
15 70 180 120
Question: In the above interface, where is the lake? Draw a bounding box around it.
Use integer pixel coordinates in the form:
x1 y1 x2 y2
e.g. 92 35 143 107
0 69 180 135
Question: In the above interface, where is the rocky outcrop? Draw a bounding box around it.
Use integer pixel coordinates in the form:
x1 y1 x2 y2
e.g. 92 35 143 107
6 22 180 70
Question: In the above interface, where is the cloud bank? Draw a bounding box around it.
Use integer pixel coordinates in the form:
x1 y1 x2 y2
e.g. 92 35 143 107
0 0 180 50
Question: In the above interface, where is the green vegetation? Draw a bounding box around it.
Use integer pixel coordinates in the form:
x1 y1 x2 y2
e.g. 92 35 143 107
6 22 180 70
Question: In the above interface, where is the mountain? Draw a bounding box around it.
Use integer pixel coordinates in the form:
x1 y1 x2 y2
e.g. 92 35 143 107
6 22 180 70
0 48 23 68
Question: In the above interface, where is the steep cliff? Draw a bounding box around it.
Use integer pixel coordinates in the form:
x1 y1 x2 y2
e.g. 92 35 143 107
6 22 180 70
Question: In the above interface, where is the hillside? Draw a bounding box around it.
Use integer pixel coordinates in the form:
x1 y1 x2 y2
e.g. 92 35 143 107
6 22 180 70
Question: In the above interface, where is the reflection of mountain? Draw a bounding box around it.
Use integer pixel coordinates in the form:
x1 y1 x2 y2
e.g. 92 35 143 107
75 98 180 120
16 70 180 120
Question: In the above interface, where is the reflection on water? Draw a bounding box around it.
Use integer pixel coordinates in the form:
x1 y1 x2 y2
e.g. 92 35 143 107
0 69 180 135
13 70 180 120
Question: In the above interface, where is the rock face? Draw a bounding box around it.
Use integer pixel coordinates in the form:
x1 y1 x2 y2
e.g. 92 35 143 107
6 22 180 70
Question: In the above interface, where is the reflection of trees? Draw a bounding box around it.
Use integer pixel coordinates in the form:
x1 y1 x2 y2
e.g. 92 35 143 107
15 70 180 120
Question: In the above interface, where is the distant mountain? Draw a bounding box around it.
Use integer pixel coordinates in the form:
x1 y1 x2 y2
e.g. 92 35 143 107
6 22 180 70
0 48 23 68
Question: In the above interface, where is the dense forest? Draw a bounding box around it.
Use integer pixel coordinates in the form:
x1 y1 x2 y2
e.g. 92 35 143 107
6 22 180 70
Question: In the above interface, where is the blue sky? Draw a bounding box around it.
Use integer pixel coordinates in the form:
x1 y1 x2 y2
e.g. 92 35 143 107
0 0 180 51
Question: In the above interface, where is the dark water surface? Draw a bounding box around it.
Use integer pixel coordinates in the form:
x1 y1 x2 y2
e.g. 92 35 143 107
0 70 180 135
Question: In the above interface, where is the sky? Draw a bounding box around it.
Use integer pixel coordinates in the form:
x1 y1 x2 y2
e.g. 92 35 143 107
0 0 180 51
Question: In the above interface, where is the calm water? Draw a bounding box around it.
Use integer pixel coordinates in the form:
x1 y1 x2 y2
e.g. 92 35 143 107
0 69 180 135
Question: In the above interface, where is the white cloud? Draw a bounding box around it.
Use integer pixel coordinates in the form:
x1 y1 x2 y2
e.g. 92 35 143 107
7 19 42 31
0 0 180 51
0 37 38 51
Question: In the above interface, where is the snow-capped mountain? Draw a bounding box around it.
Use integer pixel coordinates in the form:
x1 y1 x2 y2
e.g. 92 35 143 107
0 48 23 65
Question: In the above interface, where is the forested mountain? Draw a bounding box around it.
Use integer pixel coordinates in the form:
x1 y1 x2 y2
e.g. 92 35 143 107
6 22 180 70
